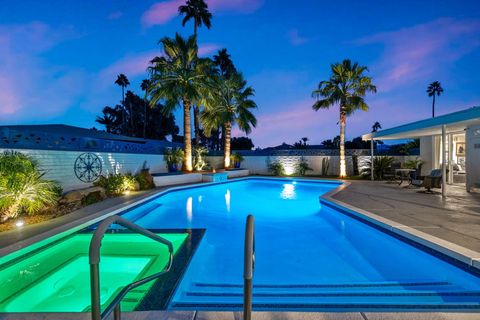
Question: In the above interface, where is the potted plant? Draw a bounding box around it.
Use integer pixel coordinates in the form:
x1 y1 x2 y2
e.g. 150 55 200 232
164 147 184 173
230 152 244 169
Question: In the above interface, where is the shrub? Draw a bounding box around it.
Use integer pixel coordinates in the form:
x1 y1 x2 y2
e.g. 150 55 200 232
268 161 285 176
230 152 244 168
0 151 61 222
81 191 104 206
361 156 394 179
95 173 137 196
193 146 208 171
135 172 154 190
295 157 313 176
404 157 423 169
164 147 184 171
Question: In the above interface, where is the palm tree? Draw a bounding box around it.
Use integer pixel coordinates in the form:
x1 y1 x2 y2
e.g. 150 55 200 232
202 72 257 168
179 0 212 145
141 79 152 138
372 121 382 133
312 59 377 177
96 106 118 133
178 0 212 36
115 74 130 104
148 33 214 172
427 81 443 118
213 48 236 79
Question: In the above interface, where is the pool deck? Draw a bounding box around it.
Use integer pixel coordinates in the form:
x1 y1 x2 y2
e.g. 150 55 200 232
331 180 480 252
1 177 480 319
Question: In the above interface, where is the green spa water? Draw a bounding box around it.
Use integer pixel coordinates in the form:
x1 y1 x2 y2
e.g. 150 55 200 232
0 232 187 312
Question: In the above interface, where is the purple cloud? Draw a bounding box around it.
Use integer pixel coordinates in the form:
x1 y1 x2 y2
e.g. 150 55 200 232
356 18 480 92
142 0 263 27
0 22 84 122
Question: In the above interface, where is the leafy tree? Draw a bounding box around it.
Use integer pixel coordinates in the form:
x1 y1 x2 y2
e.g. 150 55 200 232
293 137 309 149
140 79 152 138
96 106 119 133
148 33 214 171
202 72 257 168
231 136 254 150
312 59 376 177
427 81 443 118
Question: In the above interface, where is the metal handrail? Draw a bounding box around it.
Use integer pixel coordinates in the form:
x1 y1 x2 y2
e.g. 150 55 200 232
89 215 174 320
243 214 255 320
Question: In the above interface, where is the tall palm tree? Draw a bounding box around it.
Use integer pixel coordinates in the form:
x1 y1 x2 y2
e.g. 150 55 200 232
372 121 382 133
115 74 130 104
141 79 152 138
178 0 212 36
213 48 236 79
202 72 257 168
148 33 213 172
427 81 443 118
179 0 212 145
312 59 377 177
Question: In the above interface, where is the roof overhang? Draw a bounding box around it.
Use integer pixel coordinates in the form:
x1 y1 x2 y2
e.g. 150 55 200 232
362 107 480 140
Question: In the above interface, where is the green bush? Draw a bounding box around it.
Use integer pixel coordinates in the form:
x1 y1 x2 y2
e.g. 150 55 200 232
81 191 104 206
230 152 244 167
268 161 285 176
135 172 154 190
295 157 312 176
0 151 61 222
163 147 184 168
95 173 137 196
404 157 423 169
193 146 208 171
361 156 394 179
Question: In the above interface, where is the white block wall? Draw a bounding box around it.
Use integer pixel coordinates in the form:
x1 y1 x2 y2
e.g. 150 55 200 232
207 155 416 176
0 149 167 192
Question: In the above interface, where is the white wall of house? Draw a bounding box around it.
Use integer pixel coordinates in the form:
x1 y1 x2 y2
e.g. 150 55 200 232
466 124 480 191
0 149 166 192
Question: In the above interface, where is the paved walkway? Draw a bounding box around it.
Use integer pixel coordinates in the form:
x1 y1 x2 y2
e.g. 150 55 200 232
332 180 480 252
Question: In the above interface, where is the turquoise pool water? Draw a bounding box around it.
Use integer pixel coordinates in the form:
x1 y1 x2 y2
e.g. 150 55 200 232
120 178 480 311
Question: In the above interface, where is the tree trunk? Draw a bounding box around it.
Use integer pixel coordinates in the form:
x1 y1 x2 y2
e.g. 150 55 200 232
339 108 347 178
224 123 232 168
193 105 200 145
143 100 147 138
432 94 436 118
183 99 193 171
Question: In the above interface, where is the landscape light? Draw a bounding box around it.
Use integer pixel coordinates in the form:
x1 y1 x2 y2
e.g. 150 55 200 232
15 220 25 228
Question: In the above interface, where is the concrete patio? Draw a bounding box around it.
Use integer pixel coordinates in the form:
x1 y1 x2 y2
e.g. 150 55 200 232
332 180 480 252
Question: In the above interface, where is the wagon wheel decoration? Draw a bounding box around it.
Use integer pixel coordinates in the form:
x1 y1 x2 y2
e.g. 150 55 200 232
74 153 102 182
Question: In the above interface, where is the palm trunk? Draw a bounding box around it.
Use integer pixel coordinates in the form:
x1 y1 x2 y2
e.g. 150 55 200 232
224 123 232 168
339 108 347 178
193 105 200 145
183 99 193 171
432 95 435 118
143 100 147 138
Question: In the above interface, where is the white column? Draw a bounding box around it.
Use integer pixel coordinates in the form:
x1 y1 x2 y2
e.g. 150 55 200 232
448 133 454 185
442 125 447 197
371 137 374 181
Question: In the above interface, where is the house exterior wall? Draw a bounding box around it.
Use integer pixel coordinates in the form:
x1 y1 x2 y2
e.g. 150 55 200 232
420 136 435 174
466 124 480 191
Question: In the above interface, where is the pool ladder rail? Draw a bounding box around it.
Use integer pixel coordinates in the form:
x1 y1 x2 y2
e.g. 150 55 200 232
88 214 255 320
88 215 174 320
244 214 255 320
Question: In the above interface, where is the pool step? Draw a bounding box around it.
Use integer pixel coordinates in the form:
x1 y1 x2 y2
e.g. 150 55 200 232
121 202 163 222
192 281 453 289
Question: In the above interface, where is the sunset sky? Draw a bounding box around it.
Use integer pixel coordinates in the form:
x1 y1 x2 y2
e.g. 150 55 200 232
1 0 479 148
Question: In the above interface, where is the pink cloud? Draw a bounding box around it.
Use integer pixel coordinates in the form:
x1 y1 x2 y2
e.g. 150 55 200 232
142 0 263 27
0 22 85 122
286 29 308 46
356 18 480 92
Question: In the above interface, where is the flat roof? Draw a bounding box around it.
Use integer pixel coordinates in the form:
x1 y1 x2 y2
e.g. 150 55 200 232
362 106 480 140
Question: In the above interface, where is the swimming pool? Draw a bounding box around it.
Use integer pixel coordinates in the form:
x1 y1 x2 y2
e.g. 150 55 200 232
117 177 480 311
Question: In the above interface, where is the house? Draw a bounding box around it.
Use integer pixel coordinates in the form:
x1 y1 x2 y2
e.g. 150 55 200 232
362 106 480 195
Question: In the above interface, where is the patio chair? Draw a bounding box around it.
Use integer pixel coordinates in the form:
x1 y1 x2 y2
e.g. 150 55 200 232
412 169 442 192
